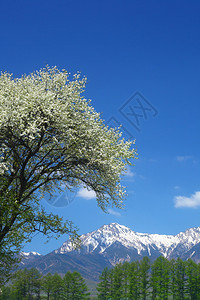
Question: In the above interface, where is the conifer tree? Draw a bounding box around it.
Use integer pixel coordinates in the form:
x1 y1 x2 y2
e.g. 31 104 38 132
121 261 130 299
197 263 200 299
173 257 186 299
11 268 41 300
12 269 28 299
112 263 124 299
97 267 111 300
169 259 176 300
139 256 151 300
185 258 198 299
69 271 90 300
63 271 72 300
27 268 41 300
128 260 141 299
51 273 64 300
151 256 170 300
42 273 53 300
0 268 90 300
109 268 115 299
0 286 12 300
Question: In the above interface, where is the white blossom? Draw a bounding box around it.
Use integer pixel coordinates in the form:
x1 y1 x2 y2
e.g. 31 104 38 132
0 66 137 211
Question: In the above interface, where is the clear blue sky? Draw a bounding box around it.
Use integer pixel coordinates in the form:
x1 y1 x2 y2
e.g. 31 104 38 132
1 0 200 254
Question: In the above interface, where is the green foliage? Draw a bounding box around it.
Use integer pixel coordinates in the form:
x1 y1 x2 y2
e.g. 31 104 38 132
41 273 53 300
5 268 42 300
0 66 137 282
139 256 151 300
51 273 64 300
63 272 72 300
97 257 200 300
0 268 90 300
185 258 200 300
128 260 141 299
97 267 110 299
174 258 186 299
0 286 12 300
121 262 130 298
97 258 150 300
67 271 90 300
111 263 124 299
151 256 170 300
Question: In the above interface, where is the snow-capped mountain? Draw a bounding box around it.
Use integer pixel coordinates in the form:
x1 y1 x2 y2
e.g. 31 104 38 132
20 252 42 265
21 251 42 257
55 223 200 264
20 223 200 281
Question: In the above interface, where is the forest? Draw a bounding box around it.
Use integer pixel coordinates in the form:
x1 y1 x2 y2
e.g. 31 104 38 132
97 256 200 299
0 269 90 300
1 257 200 299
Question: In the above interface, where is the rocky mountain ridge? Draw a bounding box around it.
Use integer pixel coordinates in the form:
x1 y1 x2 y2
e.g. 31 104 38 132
21 223 200 281
55 223 200 262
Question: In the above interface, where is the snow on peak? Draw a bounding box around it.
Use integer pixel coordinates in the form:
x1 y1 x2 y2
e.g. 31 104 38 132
21 251 41 256
55 223 200 258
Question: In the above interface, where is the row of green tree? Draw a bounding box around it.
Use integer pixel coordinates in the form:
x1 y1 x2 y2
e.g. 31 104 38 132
97 256 200 299
0 268 90 300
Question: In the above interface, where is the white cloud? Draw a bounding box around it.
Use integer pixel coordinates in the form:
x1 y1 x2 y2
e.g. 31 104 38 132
174 185 180 190
77 187 96 200
176 155 192 162
123 166 135 177
107 208 121 216
174 191 200 208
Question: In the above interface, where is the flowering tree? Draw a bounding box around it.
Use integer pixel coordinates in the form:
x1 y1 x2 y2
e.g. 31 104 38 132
0 66 137 280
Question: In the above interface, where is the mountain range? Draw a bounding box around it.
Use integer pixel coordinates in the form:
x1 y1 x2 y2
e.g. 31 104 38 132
21 223 200 281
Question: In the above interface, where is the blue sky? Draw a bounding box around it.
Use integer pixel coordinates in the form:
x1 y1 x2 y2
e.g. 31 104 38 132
1 0 200 254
